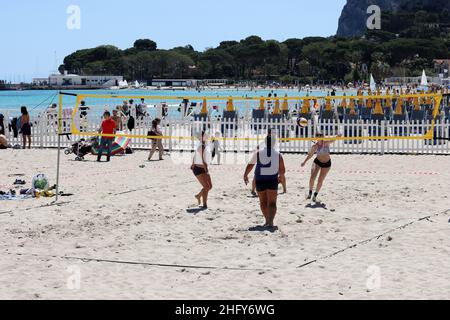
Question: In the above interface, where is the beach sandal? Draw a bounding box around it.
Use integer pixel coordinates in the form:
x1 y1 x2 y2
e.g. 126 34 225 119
14 179 26 185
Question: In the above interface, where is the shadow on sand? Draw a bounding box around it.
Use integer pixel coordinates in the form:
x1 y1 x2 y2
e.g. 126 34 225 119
248 225 279 233
186 207 208 214
305 202 328 210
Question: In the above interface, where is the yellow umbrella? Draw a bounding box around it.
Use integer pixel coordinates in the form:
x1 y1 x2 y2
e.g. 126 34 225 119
200 98 208 114
413 97 420 111
358 90 363 106
340 97 347 108
374 99 383 115
301 99 310 114
366 97 373 108
226 98 235 112
349 98 356 114
394 97 403 115
420 90 426 105
386 88 392 107
259 97 265 110
273 98 281 115
282 94 289 111
325 98 332 112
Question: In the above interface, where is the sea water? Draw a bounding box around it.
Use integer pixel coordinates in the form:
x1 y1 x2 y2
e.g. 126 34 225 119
0 88 355 118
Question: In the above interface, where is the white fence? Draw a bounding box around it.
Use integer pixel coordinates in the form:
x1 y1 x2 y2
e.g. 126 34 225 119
2 111 450 155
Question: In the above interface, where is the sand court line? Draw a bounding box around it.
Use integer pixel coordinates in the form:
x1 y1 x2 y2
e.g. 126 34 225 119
8 252 271 272
297 209 450 269
0 201 72 216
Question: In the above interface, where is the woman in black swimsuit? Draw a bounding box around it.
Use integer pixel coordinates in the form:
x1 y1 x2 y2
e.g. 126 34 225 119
244 134 285 229
191 131 213 209
301 133 341 202
20 106 31 149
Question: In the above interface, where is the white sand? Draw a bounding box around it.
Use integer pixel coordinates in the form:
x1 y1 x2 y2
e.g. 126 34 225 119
0 149 449 299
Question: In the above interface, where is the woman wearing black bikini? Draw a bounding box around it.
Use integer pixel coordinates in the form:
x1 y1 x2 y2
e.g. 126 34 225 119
191 131 213 209
301 133 341 202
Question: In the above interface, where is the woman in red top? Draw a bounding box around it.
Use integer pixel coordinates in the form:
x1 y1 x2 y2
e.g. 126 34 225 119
97 111 116 162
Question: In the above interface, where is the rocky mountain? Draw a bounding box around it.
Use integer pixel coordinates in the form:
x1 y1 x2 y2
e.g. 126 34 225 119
337 0 450 38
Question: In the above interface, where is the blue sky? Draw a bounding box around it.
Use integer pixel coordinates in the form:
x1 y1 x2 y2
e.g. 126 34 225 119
0 0 346 82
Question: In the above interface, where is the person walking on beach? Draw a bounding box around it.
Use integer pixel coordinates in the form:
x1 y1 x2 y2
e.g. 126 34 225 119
211 132 221 165
244 134 285 230
301 133 341 202
148 118 164 161
97 111 116 162
191 131 212 209
112 109 123 131
20 106 32 149
79 101 90 132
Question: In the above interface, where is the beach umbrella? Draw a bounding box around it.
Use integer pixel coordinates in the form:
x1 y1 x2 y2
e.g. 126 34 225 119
349 98 356 113
259 98 265 110
394 97 403 115
340 95 347 108
282 94 289 112
272 99 281 115
374 99 383 115
92 132 130 156
386 88 392 108
301 99 310 114
325 98 332 112
200 98 208 114
226 98 235 112
413 96 420 111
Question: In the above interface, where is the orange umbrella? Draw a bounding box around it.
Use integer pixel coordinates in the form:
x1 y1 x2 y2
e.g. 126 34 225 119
301 99 310 114
282 94 289 111
259 97 265 110
200 98 208 114
374 99 383 115
273 99 281 115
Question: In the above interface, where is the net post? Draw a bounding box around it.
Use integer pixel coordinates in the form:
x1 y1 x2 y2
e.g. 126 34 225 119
55 92 63 202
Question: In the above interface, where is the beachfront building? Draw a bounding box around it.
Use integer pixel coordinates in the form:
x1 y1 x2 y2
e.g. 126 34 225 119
434 59 450 78
33 72 123 88
151 79 199 87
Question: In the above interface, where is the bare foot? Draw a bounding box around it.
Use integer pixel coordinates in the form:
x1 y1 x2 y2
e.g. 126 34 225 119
195 194 201 206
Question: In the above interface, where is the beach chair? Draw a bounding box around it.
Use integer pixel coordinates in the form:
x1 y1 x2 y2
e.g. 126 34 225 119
337 106 344 121
221 111 237 137
444 107 450 120
368 114 388 140
319 111 338 135
360 108 372 121
193 113 209 133
268 114 287 138
392 114 408 136
343 118 363 144
384 107 393 121
251 109 266 133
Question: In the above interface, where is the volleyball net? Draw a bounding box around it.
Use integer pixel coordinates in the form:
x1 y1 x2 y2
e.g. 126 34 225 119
59 92 446 142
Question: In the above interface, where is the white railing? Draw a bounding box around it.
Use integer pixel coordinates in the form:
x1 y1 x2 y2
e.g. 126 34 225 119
1 111 449 155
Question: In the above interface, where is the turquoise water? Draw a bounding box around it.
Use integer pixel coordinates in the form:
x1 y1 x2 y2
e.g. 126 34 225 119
0 88 354 117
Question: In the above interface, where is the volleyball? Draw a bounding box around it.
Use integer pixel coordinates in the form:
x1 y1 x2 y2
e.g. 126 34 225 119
297 117 308 128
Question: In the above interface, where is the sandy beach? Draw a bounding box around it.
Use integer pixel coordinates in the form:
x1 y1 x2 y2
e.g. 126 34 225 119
0 149 449 300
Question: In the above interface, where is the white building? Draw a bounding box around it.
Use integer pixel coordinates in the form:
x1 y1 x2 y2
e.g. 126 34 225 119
34 72 123 87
